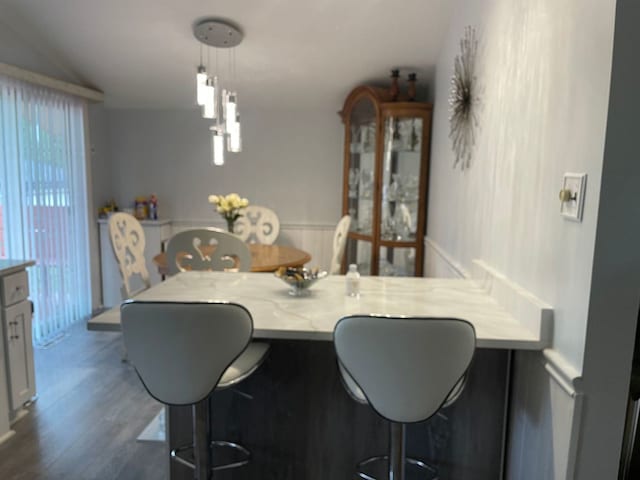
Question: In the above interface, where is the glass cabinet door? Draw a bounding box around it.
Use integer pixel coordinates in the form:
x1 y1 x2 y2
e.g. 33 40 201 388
346 98 377 237
380 116 422 242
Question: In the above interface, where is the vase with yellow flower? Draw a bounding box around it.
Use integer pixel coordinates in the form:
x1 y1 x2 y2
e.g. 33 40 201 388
208 193 249 233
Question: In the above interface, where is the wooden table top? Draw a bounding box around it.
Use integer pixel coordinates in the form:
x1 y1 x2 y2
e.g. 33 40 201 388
153 243 312 274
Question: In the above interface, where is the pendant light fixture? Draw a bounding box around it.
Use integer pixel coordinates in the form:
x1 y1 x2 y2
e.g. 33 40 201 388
193 19 243 166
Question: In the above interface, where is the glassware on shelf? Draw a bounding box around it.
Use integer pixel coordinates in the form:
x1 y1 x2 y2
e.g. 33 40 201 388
360 168 373 198
350 125 362 154
348 168 360 198
400 174 419 202
387 173 402 202
357 203 372 233
381 202 396 240
394 202 413 240
361 124 376 153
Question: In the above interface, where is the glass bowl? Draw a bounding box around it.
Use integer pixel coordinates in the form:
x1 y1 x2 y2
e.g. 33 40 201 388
274 267 328 296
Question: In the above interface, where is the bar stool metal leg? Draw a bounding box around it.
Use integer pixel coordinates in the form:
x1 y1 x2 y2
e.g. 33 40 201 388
193 399 212 480
389 423 406 480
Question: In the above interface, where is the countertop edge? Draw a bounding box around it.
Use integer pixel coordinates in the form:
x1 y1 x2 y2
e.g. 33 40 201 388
0 260 36 276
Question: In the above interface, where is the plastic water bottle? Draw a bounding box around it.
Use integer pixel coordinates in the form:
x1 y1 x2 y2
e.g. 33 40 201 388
345 264 360 297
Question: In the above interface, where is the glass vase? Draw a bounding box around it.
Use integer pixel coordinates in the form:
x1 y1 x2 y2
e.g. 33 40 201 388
226 218 235 233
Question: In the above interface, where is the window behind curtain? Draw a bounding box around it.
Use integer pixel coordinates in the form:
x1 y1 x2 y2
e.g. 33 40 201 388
0 75 91 344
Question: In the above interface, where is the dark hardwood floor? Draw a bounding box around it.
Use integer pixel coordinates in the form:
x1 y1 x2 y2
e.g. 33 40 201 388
0 322 167 480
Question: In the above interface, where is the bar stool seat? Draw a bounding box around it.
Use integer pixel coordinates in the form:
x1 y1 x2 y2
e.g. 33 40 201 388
121 300 269 480
334 315 476 480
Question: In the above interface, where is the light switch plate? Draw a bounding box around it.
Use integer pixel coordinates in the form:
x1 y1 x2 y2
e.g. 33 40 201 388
560 173 587 222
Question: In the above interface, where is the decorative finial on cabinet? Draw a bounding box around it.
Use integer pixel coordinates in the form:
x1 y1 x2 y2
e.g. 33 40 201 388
407 73 417 101
389 69 400 101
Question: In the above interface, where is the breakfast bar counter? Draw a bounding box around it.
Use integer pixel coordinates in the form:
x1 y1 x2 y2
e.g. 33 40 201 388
88 271 550 479
88 271 548 349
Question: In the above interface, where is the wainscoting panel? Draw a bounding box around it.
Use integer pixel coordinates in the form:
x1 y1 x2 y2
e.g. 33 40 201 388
506 350 582 480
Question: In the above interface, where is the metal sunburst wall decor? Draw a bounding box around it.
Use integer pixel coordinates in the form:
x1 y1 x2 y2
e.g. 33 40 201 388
449 26 479 170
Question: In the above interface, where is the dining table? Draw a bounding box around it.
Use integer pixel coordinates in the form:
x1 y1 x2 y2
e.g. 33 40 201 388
87 271 550 480
152 243 311 275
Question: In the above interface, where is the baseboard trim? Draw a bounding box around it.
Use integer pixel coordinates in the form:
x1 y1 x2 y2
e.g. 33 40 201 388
0 429 15 446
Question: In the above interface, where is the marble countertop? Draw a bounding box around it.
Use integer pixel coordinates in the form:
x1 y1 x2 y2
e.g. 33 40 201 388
88 271 548 350
0 259 35 276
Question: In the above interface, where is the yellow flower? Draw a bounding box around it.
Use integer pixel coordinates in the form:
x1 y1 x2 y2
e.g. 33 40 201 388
209 193 249 225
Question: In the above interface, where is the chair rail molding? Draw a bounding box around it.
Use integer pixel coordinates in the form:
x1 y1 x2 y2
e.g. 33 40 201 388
424 236 469 279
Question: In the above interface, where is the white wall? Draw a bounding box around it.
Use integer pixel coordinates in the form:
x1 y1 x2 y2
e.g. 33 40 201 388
0 15 78 84
426 0 616 478
104 108 343 224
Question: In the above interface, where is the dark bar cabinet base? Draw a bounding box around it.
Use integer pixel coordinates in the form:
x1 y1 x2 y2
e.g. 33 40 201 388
168 340 508 480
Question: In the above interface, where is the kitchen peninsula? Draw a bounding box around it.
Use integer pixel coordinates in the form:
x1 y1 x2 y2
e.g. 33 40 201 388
89 271 551 479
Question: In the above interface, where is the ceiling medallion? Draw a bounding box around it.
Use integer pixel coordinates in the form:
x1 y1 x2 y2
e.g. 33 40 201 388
448 26 479 170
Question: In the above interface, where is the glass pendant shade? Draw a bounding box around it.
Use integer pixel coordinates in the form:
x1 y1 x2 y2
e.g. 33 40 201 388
227 114 242 152
211 129 225 165
202 77 217 119
196 66 207 106
224 92 237 132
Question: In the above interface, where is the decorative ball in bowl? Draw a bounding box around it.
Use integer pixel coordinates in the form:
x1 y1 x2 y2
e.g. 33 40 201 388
274 267 328 296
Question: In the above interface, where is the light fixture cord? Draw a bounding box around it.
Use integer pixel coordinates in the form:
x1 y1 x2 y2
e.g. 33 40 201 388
233 47 237 91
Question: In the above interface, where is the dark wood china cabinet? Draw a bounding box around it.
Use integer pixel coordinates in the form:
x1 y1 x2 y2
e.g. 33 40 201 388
340 85 432 276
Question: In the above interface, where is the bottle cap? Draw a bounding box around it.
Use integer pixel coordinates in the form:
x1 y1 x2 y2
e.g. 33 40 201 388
348 264 358 272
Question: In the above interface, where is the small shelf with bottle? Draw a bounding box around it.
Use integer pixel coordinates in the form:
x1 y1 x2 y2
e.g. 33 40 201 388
340 72 432 277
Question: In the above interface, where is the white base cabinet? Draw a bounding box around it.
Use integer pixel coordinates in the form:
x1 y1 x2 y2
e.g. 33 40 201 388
98 218 172 307
0 260 36 444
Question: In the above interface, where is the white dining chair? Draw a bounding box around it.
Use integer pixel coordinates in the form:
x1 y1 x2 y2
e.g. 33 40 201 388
121 300 270 478
330 215 351 274
334 315 476 480
165 228 252 275
108 212 151 299
233 205 280 244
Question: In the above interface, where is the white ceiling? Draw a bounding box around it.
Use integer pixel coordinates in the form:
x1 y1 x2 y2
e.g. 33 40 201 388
0 0 453 110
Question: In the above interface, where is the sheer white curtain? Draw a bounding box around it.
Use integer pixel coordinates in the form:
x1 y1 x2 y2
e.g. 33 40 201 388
0 75 91 344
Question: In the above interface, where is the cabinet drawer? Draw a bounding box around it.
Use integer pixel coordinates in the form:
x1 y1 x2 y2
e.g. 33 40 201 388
1 271 29 306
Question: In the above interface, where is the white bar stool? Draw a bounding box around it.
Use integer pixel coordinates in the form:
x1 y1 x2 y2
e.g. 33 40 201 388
121 300 269 480
334 315 476 480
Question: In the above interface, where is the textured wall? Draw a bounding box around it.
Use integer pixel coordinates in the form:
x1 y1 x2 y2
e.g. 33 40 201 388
427 0 615 372
426 0 616 478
